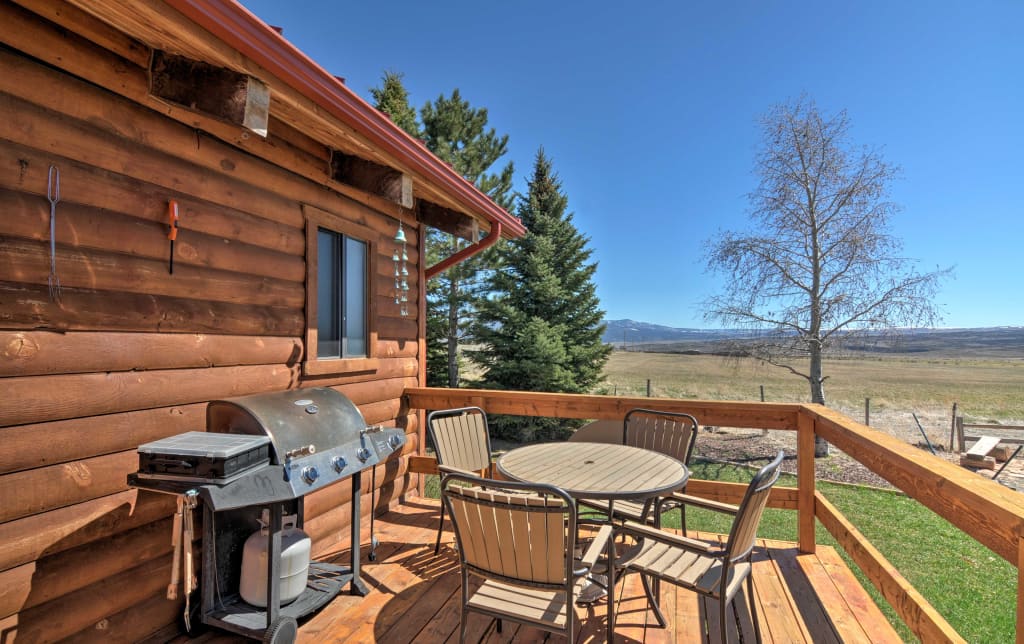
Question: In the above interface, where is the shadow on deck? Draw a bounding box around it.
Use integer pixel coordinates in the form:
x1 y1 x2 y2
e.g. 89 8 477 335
175 496 899 643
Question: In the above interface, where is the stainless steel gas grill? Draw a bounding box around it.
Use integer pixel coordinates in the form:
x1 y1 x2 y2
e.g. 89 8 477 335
128 387 406 644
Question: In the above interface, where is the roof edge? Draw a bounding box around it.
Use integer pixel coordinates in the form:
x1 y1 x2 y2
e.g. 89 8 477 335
164 0 525 239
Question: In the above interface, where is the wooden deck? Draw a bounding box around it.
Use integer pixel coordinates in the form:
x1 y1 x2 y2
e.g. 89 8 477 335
176 497 901 643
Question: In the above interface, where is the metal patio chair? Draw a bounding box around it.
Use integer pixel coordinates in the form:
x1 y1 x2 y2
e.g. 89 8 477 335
574 408 699 529
441 473 615 642
614 450 786 643
426 407 494 555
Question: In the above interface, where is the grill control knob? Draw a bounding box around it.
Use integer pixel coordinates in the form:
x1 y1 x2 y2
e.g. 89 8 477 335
301 466 319 485
388 434 402 450
357 447 371 462
331 456 347 472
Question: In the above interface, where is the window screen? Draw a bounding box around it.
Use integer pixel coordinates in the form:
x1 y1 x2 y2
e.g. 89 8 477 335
317 228 367 358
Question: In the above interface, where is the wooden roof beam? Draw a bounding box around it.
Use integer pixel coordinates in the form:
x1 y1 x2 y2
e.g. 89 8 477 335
330 151 413 209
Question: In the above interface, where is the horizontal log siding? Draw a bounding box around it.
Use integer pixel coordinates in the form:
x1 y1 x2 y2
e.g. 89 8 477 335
0 7 420 641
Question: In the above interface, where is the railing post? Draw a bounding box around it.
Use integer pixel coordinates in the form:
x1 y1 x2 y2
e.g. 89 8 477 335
798 410 816 554
1018 537 1024 644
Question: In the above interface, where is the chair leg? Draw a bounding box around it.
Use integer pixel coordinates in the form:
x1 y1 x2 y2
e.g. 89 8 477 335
746 573 762 644
459 608 468 644
640 574 668 628
434 500 446 556
496 618 502 633
720 592 730 644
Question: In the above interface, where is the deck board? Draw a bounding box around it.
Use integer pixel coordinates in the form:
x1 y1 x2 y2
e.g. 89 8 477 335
162 497 901 643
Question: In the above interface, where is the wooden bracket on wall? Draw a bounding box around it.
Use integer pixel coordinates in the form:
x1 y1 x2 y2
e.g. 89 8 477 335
330 151 413 209
149 50 269 137
415 199 480 242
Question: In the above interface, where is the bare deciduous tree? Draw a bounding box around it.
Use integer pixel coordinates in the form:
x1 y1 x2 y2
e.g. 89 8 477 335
703 97 951 456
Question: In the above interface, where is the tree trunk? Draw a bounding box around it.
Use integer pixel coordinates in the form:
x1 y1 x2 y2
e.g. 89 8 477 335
809 343 830 457
446 277 459 388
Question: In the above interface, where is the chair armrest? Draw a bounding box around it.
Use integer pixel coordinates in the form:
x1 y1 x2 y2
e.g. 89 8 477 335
617 520 719 555
438 465 478 477
579 524 614 570
665 492 739 515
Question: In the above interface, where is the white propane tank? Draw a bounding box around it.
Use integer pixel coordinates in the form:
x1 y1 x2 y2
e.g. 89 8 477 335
239 511 311 607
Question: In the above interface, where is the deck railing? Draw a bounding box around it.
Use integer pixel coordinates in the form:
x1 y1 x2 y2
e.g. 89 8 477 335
403 387 1024 643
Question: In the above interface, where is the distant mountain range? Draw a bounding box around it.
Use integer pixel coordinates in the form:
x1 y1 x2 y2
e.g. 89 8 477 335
602 319 1024 358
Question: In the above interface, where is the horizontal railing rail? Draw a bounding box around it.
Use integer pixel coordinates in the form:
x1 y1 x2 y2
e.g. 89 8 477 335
404 386 1024 643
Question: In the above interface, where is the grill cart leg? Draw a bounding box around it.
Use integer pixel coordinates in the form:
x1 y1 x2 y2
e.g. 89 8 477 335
349 471 369 596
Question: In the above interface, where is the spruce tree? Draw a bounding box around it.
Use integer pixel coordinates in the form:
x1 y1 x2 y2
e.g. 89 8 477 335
420 90 514 387
369 71 421 138
471 149 611 442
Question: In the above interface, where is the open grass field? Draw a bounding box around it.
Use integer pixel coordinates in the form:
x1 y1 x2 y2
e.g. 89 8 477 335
603 350 1024 424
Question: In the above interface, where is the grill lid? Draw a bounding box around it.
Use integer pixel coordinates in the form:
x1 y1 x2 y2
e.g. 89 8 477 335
206 387 365 463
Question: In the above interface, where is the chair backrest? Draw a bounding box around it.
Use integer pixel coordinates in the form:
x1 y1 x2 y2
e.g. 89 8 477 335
567 419 622 444
623 408 699 465
427 407 492 475
441 474 576 587
725 450 785 563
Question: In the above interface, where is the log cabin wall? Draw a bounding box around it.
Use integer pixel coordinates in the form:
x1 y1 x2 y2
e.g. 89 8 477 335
0 1 422 640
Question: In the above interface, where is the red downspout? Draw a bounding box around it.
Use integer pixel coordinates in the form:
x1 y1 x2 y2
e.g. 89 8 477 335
424 222 502 280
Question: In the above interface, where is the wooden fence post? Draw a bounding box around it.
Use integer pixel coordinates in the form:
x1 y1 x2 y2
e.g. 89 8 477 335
865 397 870 426
950 402 958 453
761 386 768 436
798 411 816 554
646 379 652 397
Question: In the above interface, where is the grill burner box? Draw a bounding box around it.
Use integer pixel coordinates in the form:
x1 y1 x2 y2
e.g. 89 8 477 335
126 387 406 644
137 432 271 481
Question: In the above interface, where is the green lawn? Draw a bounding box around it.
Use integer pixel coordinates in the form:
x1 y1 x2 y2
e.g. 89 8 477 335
425 461 1016 642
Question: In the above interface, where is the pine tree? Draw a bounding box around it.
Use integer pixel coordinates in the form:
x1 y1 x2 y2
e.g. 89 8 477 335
420 90 514 387
471 149 611 442
369 71 421 138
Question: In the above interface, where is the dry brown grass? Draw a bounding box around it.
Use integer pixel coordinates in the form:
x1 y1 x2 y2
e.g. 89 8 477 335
603 351 1024 423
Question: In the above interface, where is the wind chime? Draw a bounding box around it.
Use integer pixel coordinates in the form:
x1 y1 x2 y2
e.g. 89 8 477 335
393 222 409 317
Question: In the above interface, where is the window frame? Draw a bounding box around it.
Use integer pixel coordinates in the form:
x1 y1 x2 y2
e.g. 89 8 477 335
303 205 378 376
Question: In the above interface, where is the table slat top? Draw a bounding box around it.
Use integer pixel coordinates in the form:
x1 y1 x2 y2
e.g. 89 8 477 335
496 442 688 500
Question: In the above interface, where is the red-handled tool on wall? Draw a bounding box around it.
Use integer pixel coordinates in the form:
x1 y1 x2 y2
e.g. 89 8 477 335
167 200 179 274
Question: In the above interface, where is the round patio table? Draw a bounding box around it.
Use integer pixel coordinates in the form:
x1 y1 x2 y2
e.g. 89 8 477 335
496 441 689 502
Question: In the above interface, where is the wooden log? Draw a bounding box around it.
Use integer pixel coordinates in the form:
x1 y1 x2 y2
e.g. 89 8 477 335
0 188 305 282
0 280 304 336
0 87 303 231
0 363 299 426
68 589 182 644
11 0 151 68
268 114 331 162
0 44 410 236
335 376 419 407
0 331 301 377
0 516 173 618
0 450 138 523
0 236 303 308
0 2 370 217
960 455 997 470
815 491 962 643
0 404 205 476
0 139 305 257
0 490 175 572
330 151 413 208
9 550 174 643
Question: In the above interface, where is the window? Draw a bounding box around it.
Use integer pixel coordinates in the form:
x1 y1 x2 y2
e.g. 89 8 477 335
316 229 366 358
304 205 377 375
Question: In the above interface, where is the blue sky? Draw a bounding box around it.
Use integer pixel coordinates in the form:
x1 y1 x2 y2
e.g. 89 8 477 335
243 1 1023 329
